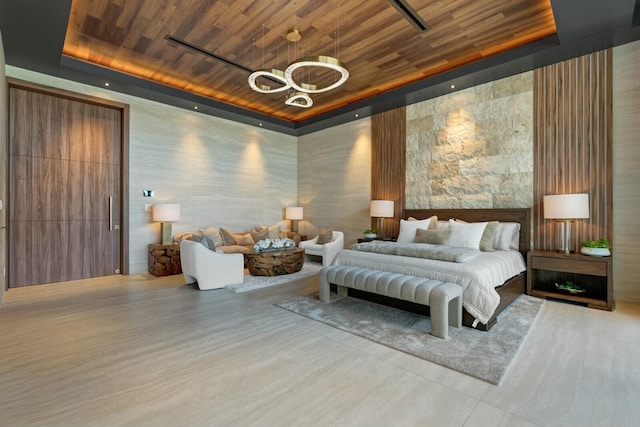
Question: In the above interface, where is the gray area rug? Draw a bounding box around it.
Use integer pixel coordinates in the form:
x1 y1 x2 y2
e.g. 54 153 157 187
224 261 323 293
276 293 544 384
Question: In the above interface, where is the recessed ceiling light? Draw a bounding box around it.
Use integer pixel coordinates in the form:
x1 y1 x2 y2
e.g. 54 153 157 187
194 106 198 110
104 82 110 87
259 123 263 127
450 84 455 89
355 113 359 118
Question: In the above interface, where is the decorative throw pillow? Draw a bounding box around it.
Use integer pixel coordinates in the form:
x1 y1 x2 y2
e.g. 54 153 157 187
191 233 211 250
414 228 451 245
233 232 255 246
316 228 334 244
267 224 281 239
396 216 437 243
219 227 236 246
446 219 487 249
250 226 270 242
201 227 224 248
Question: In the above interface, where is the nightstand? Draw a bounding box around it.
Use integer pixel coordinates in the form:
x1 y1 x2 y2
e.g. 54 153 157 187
148 243 182 276
527 250 613 310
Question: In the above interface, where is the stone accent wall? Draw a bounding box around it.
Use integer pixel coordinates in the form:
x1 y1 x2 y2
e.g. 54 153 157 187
406 72 534 209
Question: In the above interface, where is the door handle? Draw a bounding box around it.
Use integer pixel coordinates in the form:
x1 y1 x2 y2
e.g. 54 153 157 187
108 196 113 231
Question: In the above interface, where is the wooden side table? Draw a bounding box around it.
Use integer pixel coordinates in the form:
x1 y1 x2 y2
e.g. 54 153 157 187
148 243 182 276
527 250 613 310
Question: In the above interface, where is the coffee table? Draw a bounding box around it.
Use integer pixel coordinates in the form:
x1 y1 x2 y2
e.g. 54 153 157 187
245 248 305 276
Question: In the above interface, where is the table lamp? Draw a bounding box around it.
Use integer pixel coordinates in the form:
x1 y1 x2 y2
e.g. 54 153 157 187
543 193 589 253
370 200 394 239
285 206 303 233
153 203 181 245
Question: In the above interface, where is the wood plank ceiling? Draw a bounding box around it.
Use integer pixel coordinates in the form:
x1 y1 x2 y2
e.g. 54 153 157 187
63 0 556 122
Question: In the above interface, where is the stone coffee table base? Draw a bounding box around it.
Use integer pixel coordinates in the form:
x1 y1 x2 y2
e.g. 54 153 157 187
245 248 305 276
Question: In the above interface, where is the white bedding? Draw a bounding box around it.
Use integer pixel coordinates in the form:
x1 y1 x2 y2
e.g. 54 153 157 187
332 248 526 325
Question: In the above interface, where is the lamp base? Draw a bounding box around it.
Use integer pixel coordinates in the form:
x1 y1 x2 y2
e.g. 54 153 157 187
376 217 385 239
160 222 173 245
556 220 573 254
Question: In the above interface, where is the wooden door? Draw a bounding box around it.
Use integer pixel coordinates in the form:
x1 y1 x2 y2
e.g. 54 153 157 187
8 87 122 287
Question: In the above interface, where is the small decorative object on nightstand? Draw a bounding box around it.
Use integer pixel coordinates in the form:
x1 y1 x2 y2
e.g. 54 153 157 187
149 243 182 276
527 250 613 311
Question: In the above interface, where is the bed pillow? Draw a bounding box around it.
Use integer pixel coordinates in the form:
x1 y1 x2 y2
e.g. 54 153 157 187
414 228 451 245
494 222 521 251
397 216 437 243
447 219 487 249
454 220 499 252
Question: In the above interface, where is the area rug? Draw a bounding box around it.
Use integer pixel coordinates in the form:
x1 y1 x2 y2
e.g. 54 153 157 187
224 262 323 293
275 293 544 384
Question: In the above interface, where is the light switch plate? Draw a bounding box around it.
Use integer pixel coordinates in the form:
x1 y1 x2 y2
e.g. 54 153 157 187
145 204 152 212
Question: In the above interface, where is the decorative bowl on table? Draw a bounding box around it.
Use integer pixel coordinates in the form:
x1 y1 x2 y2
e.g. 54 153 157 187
580 247 611 257
363 233 377 239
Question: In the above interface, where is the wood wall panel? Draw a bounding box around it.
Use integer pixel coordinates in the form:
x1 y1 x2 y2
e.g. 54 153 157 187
533 49 612 252
371 108 406 238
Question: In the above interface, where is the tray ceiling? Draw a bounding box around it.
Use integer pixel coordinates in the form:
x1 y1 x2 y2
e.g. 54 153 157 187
62 0 556 122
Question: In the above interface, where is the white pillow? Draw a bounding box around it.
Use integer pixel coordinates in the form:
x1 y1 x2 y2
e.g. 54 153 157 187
397 216 437 243
435 220 451 231
447 219 487 249
494 222 521 251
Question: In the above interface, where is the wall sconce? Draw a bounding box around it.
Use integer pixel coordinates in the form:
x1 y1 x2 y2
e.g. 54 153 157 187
153 204 181 245
543 193 589 253
370 200 395 239
285 206 304 233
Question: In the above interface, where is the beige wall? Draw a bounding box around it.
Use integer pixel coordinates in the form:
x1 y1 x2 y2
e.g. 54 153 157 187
406 72 534 209
0 31 7 301
612 40 640 303
5 66 297 275
297 119 371 248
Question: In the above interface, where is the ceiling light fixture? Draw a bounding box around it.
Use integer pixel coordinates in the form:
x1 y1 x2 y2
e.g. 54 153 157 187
248 1 348 108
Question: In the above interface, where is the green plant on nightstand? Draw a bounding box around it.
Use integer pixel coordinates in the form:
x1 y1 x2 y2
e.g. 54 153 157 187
363 228 377 238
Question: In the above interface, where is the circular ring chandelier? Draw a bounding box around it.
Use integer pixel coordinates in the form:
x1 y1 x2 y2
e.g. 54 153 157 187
284 92 313 108
284 56 349 94
247 69 290 93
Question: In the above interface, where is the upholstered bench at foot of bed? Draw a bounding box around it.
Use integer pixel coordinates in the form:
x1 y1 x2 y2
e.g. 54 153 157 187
319 265 462 339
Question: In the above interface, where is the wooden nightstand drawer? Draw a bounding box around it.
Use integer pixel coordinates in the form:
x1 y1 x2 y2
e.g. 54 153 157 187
530 256 607 276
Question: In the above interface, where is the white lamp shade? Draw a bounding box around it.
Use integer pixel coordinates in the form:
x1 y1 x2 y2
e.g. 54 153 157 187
152 204 181 222
285 206 304 220
370 200 394 218
543 194 589 219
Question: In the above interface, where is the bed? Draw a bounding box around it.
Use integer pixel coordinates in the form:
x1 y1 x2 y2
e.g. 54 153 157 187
332 208 531 331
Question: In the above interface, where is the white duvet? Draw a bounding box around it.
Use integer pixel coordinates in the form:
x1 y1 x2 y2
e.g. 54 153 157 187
332 248 526 325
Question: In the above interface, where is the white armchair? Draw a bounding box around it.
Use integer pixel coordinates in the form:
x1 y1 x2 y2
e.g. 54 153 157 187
299 231 344 266
180 240 244 290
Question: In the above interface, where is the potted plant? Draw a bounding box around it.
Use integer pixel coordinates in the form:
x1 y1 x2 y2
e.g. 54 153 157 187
580 238 611 257
363 228 377 238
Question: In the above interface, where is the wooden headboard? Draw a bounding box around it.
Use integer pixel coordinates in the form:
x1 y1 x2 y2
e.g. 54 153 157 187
403 208 532 258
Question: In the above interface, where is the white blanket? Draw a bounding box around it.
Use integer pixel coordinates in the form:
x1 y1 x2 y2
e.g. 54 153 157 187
331 249 526 325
